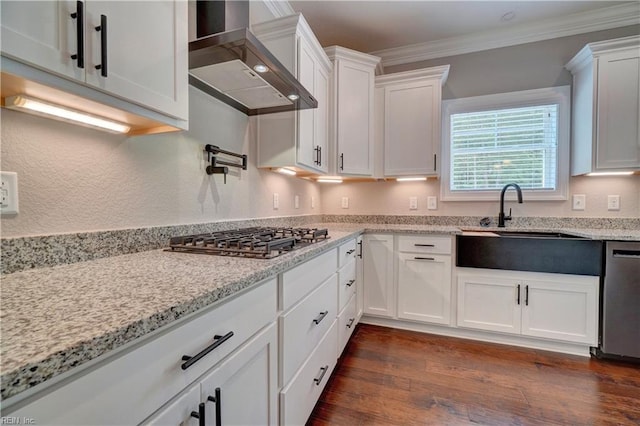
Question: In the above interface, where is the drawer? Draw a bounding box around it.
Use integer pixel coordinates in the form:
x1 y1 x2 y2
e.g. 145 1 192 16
338 294 357 356
280 321 338 426
281 248 337 311
338 259 356 312
338 238 357 268
280 273 338 387
397 234 452 254
10 278 277 425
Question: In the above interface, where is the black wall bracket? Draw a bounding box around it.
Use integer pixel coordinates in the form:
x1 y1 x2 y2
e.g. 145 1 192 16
204 144 247 184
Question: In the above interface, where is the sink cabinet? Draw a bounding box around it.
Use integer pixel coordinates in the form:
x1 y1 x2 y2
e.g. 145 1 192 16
457 268 599 345
565 35 640 174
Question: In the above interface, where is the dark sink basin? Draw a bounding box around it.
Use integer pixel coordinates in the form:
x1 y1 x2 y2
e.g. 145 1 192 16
457 231 603 276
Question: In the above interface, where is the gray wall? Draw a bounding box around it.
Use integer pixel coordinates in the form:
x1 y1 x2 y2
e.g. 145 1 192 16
385 25 640 100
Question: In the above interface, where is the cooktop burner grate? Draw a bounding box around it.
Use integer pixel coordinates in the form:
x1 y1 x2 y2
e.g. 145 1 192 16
166 227 329 258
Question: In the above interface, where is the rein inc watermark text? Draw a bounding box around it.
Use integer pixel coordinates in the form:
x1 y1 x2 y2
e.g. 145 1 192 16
0 418 35 425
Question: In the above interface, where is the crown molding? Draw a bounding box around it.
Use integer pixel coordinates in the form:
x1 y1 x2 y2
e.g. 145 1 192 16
565 34 640 72
375 65 450 86
261 0 295 19
371 3 640 67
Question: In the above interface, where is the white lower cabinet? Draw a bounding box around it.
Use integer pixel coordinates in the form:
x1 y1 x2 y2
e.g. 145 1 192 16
397 253 452 325
145 323 277 426
280 321 338 426
362 234 395 318
457 268 599 345
338 294 357 355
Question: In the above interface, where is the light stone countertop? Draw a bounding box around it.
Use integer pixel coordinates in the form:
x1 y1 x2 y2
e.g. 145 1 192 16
1 222 638 400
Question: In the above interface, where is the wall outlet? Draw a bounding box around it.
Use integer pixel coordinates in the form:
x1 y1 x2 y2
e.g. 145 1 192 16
0 171 19 215
572 194 586 211
294 195 300 209
427 196 437 210
341 196 349 209
311 196 315 209
273 193 279 210
409 196 418 210
607 195 620 211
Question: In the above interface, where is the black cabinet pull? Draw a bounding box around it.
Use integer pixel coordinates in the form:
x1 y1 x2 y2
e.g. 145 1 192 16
347 318 355 329
340 153 344 170
181 331 234 370
346 249 355 255
313 311 328 325
414 257 434 261
70 1 84 68
516 284 521 305
357 240 363 259
313 365 329 385
318 146 322 167
525 285 529 306
433 153 437 171
346 279 355 287
414 243 435 247
190 402 205 426
206 388 222 426
94 14 107 77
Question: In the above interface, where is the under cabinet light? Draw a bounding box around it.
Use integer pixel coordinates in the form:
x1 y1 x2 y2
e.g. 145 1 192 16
3 95 131 134
317 177 343 183
586 171 634 176
276 168 296 176
396 177 427 182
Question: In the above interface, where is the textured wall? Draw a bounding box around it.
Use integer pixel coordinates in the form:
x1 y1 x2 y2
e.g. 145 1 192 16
0 87 320 238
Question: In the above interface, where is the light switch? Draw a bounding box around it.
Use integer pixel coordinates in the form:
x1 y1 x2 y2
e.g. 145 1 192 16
0 172 19 215
409 196 418 210
341 197 349 209
294 195 300 209
607 195 620 211
311 196 315 209
273 193 279 210
427 196 437 210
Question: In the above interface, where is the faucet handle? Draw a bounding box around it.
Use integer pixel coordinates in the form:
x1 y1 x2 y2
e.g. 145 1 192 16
505 208 512 221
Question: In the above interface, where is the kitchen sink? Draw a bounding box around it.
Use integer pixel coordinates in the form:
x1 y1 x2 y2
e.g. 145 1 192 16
457 230 603 275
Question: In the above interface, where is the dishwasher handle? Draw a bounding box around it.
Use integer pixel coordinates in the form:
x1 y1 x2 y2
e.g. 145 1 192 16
613 250 640 259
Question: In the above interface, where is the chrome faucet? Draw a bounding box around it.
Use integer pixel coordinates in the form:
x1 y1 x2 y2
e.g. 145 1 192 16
498 183 523 227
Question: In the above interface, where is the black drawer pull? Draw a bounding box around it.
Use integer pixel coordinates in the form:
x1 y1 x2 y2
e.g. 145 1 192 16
516 284 521 305
94 14 107 77
357 240 363 259
414 243 435 247
346 249 356 255
414 257 434 261
525 285 529 306
181 331 234 370
313 365 329 385
346 279 355 287
347 318 355 329
70 1 84 68
206 388 221 426
190 402 205 426
313 311 329 325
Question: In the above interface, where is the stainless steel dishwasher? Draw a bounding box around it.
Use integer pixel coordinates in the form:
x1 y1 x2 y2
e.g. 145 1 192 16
594 241 640 361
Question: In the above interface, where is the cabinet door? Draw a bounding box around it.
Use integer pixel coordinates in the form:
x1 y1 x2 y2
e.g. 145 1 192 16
521 277 598 344
356 235 364 321
1 0 82 80
362 234 395 318
297 37 317 170
337 61 375 175
384 80 439 176
200 324 278 426
596 48 640 170
457 272 521 334
397 253 451 325
84 1 188 119
141 385 200 426
315 63 330 173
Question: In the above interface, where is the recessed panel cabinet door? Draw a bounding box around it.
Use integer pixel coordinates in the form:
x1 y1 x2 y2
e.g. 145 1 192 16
596 49 640 170
297 37 317 170
84 1 187 119
0 0 82 80
362 234 395 318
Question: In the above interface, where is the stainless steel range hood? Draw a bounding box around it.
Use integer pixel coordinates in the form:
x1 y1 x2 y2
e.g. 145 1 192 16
189 0 317 116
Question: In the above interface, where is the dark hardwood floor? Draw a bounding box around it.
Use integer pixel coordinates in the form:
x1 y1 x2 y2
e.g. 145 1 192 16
308 324 640 425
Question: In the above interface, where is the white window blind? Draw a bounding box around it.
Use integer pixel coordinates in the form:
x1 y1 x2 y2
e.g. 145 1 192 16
450 104 559 192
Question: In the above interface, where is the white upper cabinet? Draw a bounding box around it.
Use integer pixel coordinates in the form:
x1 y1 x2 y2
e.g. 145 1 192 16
253 14 331 174
566 35 640 174
1 0 188 127
375 66 449 177
325 46 380 176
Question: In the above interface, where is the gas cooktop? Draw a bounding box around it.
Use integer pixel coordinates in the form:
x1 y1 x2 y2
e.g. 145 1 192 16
166 227 329 259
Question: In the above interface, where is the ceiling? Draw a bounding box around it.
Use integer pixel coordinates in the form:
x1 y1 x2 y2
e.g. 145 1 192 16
287 1 638 61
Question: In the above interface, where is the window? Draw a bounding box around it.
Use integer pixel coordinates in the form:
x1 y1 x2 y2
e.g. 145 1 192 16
441 87 570 201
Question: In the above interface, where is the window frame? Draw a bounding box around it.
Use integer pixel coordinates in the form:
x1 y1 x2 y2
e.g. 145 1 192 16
440 86 570 201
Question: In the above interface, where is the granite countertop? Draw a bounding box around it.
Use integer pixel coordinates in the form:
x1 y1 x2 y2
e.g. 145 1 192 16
1 221 638 400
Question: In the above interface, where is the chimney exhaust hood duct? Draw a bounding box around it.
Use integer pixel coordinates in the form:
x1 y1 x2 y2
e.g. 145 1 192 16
189 0 318 116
